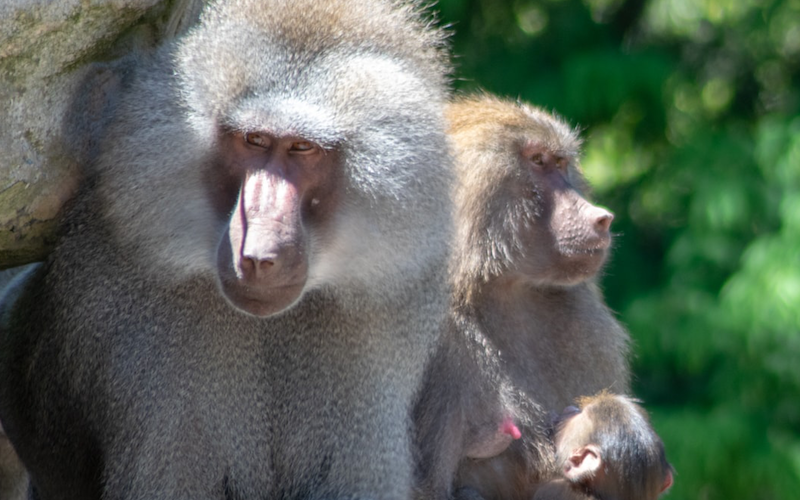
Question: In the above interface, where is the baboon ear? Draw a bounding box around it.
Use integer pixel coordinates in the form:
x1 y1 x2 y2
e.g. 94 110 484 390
660 469 674 493
563 444 602 483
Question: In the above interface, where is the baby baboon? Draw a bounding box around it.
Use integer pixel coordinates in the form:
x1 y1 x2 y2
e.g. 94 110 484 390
534 392 673 500
0 1 453 499
435 94 632 500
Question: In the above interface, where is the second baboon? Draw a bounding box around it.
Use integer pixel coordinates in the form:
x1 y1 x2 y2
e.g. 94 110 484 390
448 93 630 403
424 94 633 500
0 1 453 499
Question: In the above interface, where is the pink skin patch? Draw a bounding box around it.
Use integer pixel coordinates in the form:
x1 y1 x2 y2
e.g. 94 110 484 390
501 417 522 440
660 470 674 493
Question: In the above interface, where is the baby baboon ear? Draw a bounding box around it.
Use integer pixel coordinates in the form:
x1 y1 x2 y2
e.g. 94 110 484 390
660 469 674 493
563 444 603 484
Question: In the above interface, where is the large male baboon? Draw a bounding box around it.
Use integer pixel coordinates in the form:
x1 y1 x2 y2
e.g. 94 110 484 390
415 94 632 500
0 1 453 499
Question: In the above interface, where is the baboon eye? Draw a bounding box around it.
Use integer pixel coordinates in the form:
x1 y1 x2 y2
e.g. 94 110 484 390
245 132 269 148
530 153 544 167
290 141 315 153
556 158 569 171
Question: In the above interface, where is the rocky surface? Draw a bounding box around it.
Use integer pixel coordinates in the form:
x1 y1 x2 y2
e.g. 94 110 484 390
0 0 203 267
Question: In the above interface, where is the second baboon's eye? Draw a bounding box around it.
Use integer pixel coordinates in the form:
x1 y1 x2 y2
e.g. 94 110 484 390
290 141 315 153
531 153 544 167
245 132 269 148
556 158 569 171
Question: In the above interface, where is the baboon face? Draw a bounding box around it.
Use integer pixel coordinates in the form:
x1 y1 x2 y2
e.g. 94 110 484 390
448 97 614 288
96 0 452 319
513 140 613 286
211 131 341 317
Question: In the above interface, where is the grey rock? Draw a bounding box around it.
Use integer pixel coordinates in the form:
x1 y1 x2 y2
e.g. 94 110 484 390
0 0 203 267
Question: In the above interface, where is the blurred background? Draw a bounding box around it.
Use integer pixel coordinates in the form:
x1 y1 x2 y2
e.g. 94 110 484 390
435 0 800 497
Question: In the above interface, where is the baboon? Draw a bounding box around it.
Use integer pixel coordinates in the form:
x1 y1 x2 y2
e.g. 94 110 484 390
447 93 630 403
534 392 673 500
415 94 633 500
0 1 453 499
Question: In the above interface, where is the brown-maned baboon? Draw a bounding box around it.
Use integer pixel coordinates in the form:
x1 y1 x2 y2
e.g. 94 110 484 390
448 92 630 406
416 94 632 500
0 1 453 499
534 392 673 500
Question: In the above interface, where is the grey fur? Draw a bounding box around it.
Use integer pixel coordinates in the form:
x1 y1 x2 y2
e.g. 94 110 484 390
0 1 453 499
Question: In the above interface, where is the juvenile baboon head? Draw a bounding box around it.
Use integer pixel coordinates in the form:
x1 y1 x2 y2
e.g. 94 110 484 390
446 95 613 295
94 0 453 316
551 392 673 500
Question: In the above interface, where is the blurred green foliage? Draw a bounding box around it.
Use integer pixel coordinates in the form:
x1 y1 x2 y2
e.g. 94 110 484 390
435 0 800 497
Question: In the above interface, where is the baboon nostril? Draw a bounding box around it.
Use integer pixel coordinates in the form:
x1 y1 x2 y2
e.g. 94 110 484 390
241 256 275 277
595 212 613 232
